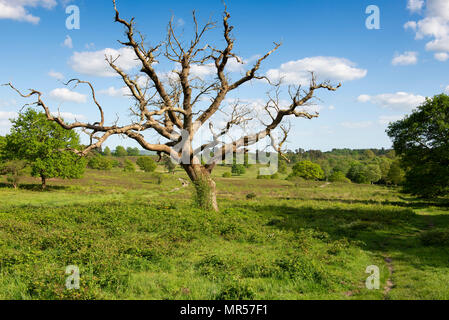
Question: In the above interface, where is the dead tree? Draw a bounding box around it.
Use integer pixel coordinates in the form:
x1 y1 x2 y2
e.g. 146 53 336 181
5 1 340 212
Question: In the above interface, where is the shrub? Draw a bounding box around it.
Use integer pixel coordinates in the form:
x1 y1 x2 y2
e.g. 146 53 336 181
88 155 112 171
231 164 246 176
246 193 256 200
329 170 351 183
289 160 324 181
136 156 157 172
123 159 135 172
222 172 232 178
216 279 255 300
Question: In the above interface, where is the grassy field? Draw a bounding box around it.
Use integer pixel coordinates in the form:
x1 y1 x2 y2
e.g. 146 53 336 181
0 165 448 300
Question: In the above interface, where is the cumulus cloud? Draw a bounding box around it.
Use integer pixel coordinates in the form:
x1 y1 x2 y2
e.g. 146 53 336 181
69 48 140 77
266 56 367 85
357 92 426 111
407 0 425 12
48 70 64 80
434 52 449 61
0 111 18 134
49 88 87 103
405 0 449 60
392 51 419 65
0 0 57 24
340 121 373 129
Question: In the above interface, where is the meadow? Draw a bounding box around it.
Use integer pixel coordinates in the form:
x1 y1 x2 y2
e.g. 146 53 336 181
0 164 448 300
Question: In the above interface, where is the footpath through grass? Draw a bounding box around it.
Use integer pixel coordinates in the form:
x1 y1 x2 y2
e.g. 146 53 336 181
0 169 448 300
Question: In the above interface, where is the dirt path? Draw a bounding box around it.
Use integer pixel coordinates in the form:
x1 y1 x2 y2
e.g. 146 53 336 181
319 182 331 188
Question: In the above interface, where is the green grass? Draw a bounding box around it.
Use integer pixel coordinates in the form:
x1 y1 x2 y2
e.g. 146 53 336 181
0 167 448 300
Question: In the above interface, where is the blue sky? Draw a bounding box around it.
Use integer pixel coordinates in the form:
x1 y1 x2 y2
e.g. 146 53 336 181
0 0 448 151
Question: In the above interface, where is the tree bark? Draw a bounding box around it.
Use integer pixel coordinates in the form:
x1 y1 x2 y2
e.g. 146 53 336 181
182 164 218 212
41 175 47 190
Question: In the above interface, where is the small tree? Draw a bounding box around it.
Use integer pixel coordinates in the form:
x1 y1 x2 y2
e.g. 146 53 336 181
289 160 324 181
0 160 27 189
103 146 112 156
4 109 86 189
386 160 405 186
114 146 128 157
136 156 157 172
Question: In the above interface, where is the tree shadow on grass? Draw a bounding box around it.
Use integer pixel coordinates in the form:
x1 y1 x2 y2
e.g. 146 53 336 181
0 183 69 192
279 197 449 209
242 203 449 269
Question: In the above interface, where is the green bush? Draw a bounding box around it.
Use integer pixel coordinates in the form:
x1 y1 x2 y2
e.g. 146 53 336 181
88 155 112 171
123 159 136 172
136 156 157 172
289 161 324 181
231 164 246 176
329 171 351 183
222 172 232 178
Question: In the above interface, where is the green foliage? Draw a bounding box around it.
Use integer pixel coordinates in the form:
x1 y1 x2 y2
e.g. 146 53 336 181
103 147 112 157
278 159 288 174
126 147 140 156
387 94 449 197
0 160 27 188
386 160 405 185
347 163 381 184
192 178 214 210
222 172 232 178
136 157 157 172
88 155 112 171
123 159 135 172
289 160 324 181
113 146 128 157
4 109 86 186
246 192 256 200
328 171 351 183
231 164 246 176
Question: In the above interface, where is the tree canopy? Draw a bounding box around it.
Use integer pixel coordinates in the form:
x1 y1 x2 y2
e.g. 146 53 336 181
387 94 449 197
3 109 86 188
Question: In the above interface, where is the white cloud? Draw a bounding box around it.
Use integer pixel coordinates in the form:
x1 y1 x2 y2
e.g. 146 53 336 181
48 70 64 80
266 56 367 85
328 105 335 110
445 85 449 92
405 0 449 60
357 92 426 111
0 111 18 134
69 47 140 77
378 115 404 125
435 52 449 61
0 111 18 120
63 35 73 49
99 86 131 97
49 88 87 103
341 121 373 129
0 0 57 24
407 0 425 12
392 51 418 66
51 112 86 121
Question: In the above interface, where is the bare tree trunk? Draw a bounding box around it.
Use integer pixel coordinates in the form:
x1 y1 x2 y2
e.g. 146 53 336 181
183 164 218 212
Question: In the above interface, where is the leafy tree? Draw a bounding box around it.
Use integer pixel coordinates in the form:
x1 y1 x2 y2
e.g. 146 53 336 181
114 146 128 157
88 155 112 170
4 109 86 189
289 160 324 181
126 147 140 156
136 156 157 172
0 160 27 189
329 170 351 183
387 94 449 197
103 146 112 156
347 163 369 184
386 160 405 186
365 164 382 184
123 159 135 172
